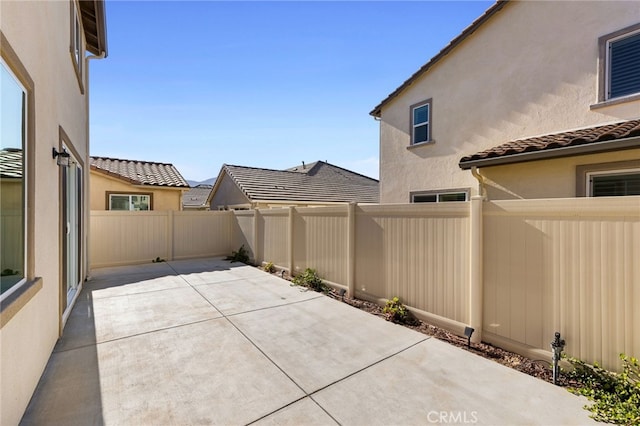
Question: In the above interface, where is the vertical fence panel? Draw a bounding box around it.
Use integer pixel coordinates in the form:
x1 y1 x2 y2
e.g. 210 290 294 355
483 197 640 370
292 206 349 285
90 211 169 267
259 209 289 267
355 203 470 325
172 211 233 259
232 211 255 260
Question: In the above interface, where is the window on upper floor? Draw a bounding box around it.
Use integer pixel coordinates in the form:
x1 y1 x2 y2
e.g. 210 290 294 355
70 1 84 92
411 189 468 203
599 23 640 102
410 99 432 145
1 61 27 300
108 193 152 211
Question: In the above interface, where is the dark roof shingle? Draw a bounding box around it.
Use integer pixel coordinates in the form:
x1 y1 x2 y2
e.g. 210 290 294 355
182 184 214 207
220 161 379 204
90 156 189 188
459 119 640 169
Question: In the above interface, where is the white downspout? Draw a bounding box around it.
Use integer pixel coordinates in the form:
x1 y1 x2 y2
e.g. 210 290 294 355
84 51 106 280
469 166 485 343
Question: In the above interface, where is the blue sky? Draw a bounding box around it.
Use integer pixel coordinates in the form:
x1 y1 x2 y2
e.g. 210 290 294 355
90 1 494 182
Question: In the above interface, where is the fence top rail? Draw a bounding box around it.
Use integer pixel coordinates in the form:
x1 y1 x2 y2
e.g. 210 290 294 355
486 196 640 217
357 202 470 217
256 209 290 217
90 210 170 217
173 210 232 217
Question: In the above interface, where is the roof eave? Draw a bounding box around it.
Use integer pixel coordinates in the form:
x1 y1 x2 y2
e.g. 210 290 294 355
79 0 108 57
459 136 640 170
370 0 508 118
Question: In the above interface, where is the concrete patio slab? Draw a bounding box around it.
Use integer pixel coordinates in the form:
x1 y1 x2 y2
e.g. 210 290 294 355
90 261 176 279
312 337 593 425
22 319 306 425
86 273 189 298
21 258 598 426
229 296 428 393
194 275 321 316
56 284 222 352
253 397 338 425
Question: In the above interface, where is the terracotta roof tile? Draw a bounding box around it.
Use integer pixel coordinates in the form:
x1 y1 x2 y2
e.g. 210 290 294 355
0 148 23 179
459 119 640 169
221 161 379 204
90 156 189 188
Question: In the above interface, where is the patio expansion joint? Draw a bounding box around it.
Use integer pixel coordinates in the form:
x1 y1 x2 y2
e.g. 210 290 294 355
52 316 226 354
164 263 342 425
224 294 325 318
245 336 432 425
82 282 188 300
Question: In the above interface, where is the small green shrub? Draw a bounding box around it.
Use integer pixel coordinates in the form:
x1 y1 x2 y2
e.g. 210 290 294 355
383 297 410 324
263 262 276 273
567 354 640 424
1 268 19 276
225 245 250 264
152 257 165 263
292 268 329 293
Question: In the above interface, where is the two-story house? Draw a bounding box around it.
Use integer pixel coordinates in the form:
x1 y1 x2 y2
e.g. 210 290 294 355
0 1 107 423
371 1 639 202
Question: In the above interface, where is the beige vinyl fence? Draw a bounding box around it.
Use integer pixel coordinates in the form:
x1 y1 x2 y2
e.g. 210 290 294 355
90 196 640 370
90 210 233 267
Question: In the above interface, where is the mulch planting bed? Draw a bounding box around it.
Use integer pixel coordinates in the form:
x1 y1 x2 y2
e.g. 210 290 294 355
262 266 581 389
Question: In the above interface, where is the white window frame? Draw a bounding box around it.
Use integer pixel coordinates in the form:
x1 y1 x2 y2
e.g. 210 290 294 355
70 1 84 93
108 194 152 211
606 28 640 100
598 23 640 103
586 168 640 197
0 60 28 302
410 99 432 145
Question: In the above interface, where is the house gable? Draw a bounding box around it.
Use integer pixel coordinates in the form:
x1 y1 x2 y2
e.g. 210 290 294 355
373 1 640 202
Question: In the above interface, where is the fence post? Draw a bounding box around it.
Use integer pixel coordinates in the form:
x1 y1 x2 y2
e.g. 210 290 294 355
167 210 174 261
347 202 356 298
469 195 483 343
253 208 260 265
288 206 295 276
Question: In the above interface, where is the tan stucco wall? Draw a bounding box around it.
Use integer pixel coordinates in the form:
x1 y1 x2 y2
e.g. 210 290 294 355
209 173 251 210
1 1 96 424
481 148 640 200
378 1 640 202
90 171 184 211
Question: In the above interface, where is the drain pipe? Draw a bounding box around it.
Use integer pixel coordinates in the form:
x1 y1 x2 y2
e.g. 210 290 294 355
470 167 487 200
551 332 565 385
84 50 106 282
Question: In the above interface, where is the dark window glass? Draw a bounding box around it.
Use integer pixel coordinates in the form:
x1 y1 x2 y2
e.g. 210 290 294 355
413 194 437 203
439 193 467 202
592 173 640 196
414 124 429 144
1 63 26 296
610 32 640 98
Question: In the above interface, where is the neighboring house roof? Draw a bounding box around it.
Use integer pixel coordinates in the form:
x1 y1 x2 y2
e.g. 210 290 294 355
216 161 379 204
90 156 190 188
0 148 22 179
79 0 108 56
459 119 640 169
370 0 508 117
182 184 214 208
